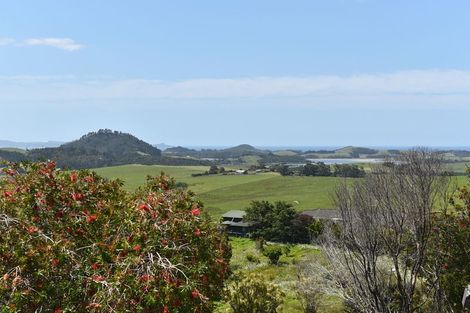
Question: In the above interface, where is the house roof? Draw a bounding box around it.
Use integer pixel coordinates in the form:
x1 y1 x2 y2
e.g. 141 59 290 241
222 210 246 219
300 209 342 220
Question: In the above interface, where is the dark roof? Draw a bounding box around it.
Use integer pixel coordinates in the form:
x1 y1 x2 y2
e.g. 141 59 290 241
222 210 246 219
300 209 342 220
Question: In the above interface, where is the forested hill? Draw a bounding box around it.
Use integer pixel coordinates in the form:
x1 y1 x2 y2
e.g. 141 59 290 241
26 130 207 169
164 144 270 159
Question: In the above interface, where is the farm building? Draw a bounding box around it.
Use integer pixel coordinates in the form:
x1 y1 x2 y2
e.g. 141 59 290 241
300 209 342 222
221 210 253 236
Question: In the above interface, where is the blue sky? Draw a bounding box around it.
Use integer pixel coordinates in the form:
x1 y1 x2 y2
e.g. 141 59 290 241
1 0 469 146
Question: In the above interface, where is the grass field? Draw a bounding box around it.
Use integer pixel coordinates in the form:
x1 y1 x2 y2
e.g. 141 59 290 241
94 165 343 217
94 164 468 217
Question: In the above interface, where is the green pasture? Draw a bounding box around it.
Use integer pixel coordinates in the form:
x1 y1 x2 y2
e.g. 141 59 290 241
94 165 342 217
94 164 468 218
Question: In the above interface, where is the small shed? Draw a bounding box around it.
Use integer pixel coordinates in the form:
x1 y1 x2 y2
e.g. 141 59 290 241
221 210 253 236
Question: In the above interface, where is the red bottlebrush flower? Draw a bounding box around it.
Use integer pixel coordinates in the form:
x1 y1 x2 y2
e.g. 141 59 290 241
55 210 64 219
163 306 169 313
70 172 78 182
3 191 13 198
86 214 98 223
191 289 200 299
140 274 150 282
47 161 56 169
51 259 60 267
54 308 62 313
91 262 100 270
83 176 94 183
92 275 104 282
72 192 83 201
27 226 39 234
133 244 141 252
194 228 201 236
138 203 150 212
191 208 201 216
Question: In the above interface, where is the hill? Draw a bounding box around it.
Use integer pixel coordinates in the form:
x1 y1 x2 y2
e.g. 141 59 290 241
0 148 28 162
27 129 208 169
164 144 270 160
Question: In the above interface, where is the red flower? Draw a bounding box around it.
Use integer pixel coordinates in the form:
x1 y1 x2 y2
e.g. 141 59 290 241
55 210 64 219
92 275 104 282
139 203 150 212
27 226 39 234
47 161 56 169
51 259 60 267
140 274 150 282
194 228 201 237
91 262 100 270
72 193 83 201
191 289 200 299
70 172 78 182
133 244 141 252
83 176 94 183
54 308 62 313
6 169 15 176
191 208 201 216
3 191 13 198
163 306 169 313
86 214 98 223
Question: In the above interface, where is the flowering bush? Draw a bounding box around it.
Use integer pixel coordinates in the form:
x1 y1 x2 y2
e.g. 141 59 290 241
428 169 470 310
0 162 230 312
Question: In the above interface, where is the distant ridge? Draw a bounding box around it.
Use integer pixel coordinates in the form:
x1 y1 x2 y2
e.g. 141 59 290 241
0 140 64 150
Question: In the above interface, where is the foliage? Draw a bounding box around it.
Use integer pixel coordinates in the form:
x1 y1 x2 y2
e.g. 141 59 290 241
244 201 301 243
0 161 230 312
300 163 331 177
226 273 284 313
245 253 260 264
332 164 365 178
428 169 470 311
262 245 286 265
307 219 324 241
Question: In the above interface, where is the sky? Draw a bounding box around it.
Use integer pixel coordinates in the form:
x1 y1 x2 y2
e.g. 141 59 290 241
1 0 470 147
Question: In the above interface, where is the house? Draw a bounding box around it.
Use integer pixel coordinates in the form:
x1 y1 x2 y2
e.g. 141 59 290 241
300 209 342 222
221 210 253 236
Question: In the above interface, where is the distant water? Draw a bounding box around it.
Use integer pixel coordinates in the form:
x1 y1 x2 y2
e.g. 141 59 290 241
307 158 384 165
185 146 470 152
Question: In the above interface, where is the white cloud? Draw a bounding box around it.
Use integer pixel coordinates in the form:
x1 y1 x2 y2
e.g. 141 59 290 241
0 38 15 46
23 38 84 51
1 70 470 109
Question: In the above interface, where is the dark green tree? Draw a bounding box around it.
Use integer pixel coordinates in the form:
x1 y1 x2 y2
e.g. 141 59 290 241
244 201 298 242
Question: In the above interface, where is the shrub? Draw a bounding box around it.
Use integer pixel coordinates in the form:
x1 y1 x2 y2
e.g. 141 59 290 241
0 162 231 312
226 273 284 313
245 253 260 264
262 245 284 265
